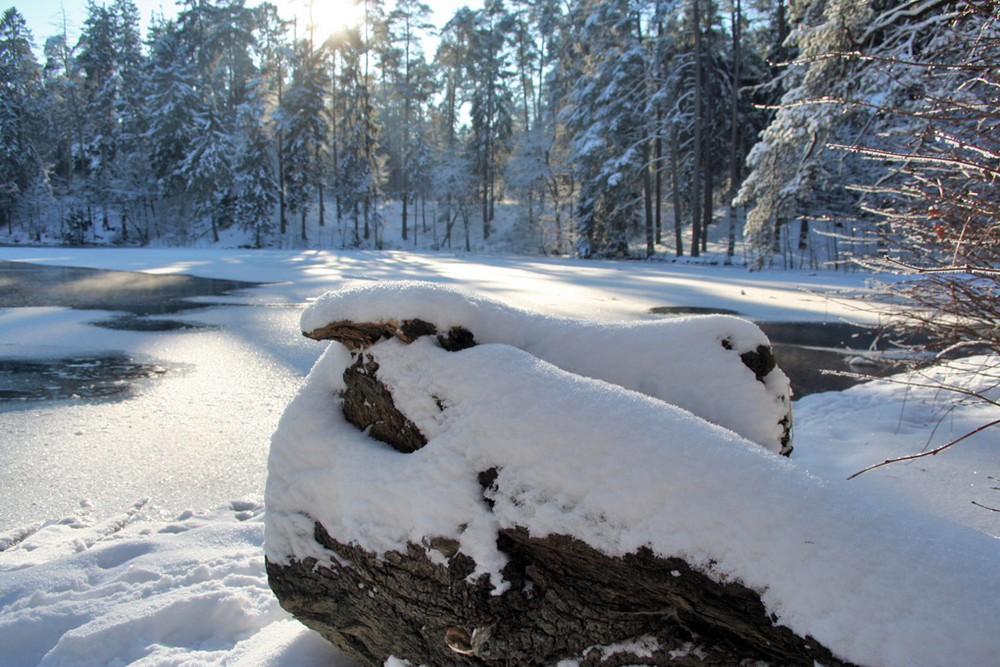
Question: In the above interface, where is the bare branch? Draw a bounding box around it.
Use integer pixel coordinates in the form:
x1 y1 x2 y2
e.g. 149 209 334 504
848 418 1000 480
871 256 1000 277
829 143 1000 179
971 501 1000 512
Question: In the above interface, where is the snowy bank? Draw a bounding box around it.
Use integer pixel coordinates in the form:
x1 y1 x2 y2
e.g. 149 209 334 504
0 503 350 667
266 283 1000 667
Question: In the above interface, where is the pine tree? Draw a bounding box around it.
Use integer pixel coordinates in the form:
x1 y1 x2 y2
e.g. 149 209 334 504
109 0 147 242
503 0 566 253
432 8 472 248
181 106 234 243
77 1 120 232
232 79 278 247
145 21 201 207
440 2 514 243
254 2 291 237
0 8 42 235
277 38 330 242
40 18 84 198
468 1 514 241
737 0 881 269
564 0 649 258
332 20 383 247
384 0 433 243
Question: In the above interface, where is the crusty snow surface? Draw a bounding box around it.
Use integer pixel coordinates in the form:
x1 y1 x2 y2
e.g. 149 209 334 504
1 247 998 667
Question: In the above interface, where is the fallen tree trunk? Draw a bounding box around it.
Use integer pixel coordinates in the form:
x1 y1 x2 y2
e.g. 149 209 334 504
267 287 841 665
268 521 852 666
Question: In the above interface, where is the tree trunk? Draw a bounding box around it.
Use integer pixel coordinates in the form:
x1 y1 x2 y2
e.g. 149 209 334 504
270 319 840 667
277 68 288 237
671 131 684 257
702 162 712 253
655 134 663 245
402 193 409 242
318 178 325 229
643 141 655 257
691 0 704 258
268 525 853 667
726 0 742 264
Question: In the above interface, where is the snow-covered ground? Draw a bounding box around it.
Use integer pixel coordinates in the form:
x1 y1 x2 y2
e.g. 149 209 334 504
1 247 997 666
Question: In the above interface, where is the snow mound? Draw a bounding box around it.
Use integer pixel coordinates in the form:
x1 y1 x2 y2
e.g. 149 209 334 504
300 280 793 452
266 283 1000 666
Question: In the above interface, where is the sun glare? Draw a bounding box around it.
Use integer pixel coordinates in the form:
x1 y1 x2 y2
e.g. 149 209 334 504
284 0 367 39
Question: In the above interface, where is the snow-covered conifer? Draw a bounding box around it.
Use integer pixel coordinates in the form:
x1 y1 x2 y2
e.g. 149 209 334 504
0 8 42 234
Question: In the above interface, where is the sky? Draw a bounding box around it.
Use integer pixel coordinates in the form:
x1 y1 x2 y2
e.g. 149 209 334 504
14 0 472 50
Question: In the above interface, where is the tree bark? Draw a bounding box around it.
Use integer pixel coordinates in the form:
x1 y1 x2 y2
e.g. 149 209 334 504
643 143 655 257
691 0 704 258
671 130 684 257
268 523 853 667
726 0 741 264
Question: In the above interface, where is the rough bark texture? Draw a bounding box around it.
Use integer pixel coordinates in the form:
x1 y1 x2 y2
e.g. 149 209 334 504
341 353 428 453
267 523 853 667
334 320 476 453
304 317 475 352
738 345 778 383
271 318 823 665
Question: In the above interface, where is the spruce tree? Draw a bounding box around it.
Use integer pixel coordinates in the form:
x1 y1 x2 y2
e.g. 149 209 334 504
564 0 648 258
384 0 433 243
232 80 278 247
0 8 42 235
277 39 330 242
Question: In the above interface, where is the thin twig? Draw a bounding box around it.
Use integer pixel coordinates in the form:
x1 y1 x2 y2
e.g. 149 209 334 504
848 418 1000 479
971 501 1000 512
876 256 1000 277
824 367 1000 409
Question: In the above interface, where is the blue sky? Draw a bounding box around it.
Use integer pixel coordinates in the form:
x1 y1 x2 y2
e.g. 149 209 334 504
16 0 173 45
15 0 467 50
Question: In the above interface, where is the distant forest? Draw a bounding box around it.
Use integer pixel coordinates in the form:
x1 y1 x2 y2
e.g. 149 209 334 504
0 0 996 267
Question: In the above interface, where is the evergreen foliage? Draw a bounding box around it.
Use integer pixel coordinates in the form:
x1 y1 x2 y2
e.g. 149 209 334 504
2 0 990 271
0 8 42 234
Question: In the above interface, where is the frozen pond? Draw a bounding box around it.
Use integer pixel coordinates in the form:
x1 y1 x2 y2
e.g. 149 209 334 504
0 260 257 314
0 249 887 534
0 355 167 402
0 262 316 532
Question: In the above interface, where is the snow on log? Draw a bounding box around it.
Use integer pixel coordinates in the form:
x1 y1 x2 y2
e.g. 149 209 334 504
300 281 793 454
266 281 1000 667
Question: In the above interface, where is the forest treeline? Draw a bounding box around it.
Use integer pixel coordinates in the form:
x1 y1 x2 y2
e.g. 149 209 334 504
0 0 995 267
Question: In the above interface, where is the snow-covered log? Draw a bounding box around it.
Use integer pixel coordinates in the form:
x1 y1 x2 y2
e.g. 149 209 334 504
267 525 851 667
266 283 826 664
265 282 1000 667
299 281 793 454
